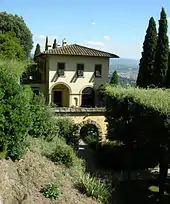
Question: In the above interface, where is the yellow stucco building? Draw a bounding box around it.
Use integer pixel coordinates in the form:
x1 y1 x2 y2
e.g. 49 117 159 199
26 40 119 107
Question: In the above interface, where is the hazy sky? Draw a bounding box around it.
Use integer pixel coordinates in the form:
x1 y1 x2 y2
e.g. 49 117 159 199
1 0 170 59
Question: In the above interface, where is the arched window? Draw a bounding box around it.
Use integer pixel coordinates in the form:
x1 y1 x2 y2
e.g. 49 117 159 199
81 87 95 107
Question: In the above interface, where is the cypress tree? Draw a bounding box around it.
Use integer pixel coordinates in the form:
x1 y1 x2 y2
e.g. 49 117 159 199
110 71 119 85
52 39 57 49
136 17 157 88
45 36 48 51
33 43 41 61
166 52 170 88
153 8 169 87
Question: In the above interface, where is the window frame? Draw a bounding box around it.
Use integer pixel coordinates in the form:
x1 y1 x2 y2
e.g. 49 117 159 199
95 64 102 77
76 63 84 77
57 62 65 77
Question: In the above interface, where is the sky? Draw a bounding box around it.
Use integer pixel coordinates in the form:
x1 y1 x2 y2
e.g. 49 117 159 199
1 0 170 60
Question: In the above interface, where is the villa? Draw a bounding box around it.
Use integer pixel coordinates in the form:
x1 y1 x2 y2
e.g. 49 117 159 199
24 39 119 107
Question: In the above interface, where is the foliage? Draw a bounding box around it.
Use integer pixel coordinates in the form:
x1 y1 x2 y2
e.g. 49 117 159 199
55 116 78 148
104 84 170 200
52 39 57 49
153 8 169 87
41 183 63 199
0 32 26 60
136 17 157 88
45 36 48 51
34 43 41 61
0 58 33 78
166 52 170 88
0 62 32 160
49 138 77 167
76 173 111 204
110 70 119 85
29 94 59 140
0 12 33 56
23 84 34 102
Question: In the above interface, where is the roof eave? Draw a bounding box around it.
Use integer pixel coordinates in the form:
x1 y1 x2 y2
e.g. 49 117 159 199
37 53 120 58
110 54 120 58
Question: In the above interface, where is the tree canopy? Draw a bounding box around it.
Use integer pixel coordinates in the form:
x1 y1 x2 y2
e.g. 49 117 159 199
52 39 57 49
34 43 41 61
45 36 48 51
0 32 25 60
166 52 170 88
0 12 33 57
110 71 119 85
136 17 157 88
153 8 169 87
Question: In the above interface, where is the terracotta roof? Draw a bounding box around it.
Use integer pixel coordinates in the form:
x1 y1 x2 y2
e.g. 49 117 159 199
38 44 119 58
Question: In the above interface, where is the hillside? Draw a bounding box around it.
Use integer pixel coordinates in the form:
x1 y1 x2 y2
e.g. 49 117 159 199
109 58 139 80
0 137 100 204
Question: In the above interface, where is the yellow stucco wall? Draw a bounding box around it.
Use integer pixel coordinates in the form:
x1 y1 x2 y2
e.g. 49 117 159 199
71 115 107 141
47 55 110 106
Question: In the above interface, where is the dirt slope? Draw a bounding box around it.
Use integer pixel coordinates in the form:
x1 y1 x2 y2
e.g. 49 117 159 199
0 150 99 204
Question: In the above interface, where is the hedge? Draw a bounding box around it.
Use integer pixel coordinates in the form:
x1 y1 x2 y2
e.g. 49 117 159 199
101 85 170 170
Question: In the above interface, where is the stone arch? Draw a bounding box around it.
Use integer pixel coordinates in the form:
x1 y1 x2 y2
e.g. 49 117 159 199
49 82 72 94
50 82 72 107
73 119 103 150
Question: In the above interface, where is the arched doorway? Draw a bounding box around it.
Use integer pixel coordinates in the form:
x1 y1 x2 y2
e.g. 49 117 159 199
51 83 70 107
81 87 95 107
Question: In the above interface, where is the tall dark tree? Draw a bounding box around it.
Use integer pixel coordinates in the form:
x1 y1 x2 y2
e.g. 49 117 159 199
52 39 57 49
0 12 33 57
33 43 41 61
45 36 48 51
166 52 170 88
153 8 169 87
110 71 119 85
136 17 157 88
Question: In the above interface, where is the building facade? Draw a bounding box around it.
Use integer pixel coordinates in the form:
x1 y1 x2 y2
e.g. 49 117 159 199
25 42 119 107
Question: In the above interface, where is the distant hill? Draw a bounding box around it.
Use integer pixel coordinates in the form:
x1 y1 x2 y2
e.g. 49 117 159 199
109 58 139 80
108 74 136 87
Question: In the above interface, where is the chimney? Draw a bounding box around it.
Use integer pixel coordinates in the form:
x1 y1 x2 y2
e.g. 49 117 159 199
62 38 68 47
57 43 60 47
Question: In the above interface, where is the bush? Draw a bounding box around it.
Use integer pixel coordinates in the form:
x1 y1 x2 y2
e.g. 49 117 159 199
41 183 63 199
0 62 32 160
76 173 111 204
29 94 59 140
103 84 170 172
55 116 78 148
49 138 77 167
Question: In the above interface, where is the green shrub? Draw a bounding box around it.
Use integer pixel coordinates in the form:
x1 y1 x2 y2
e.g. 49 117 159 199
55 116 78 148
0 62 32 160
41 183 63 199
29 94 59 140
103 84 169 172
76 173 111 204
23 84 34 102
49 138 77 167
